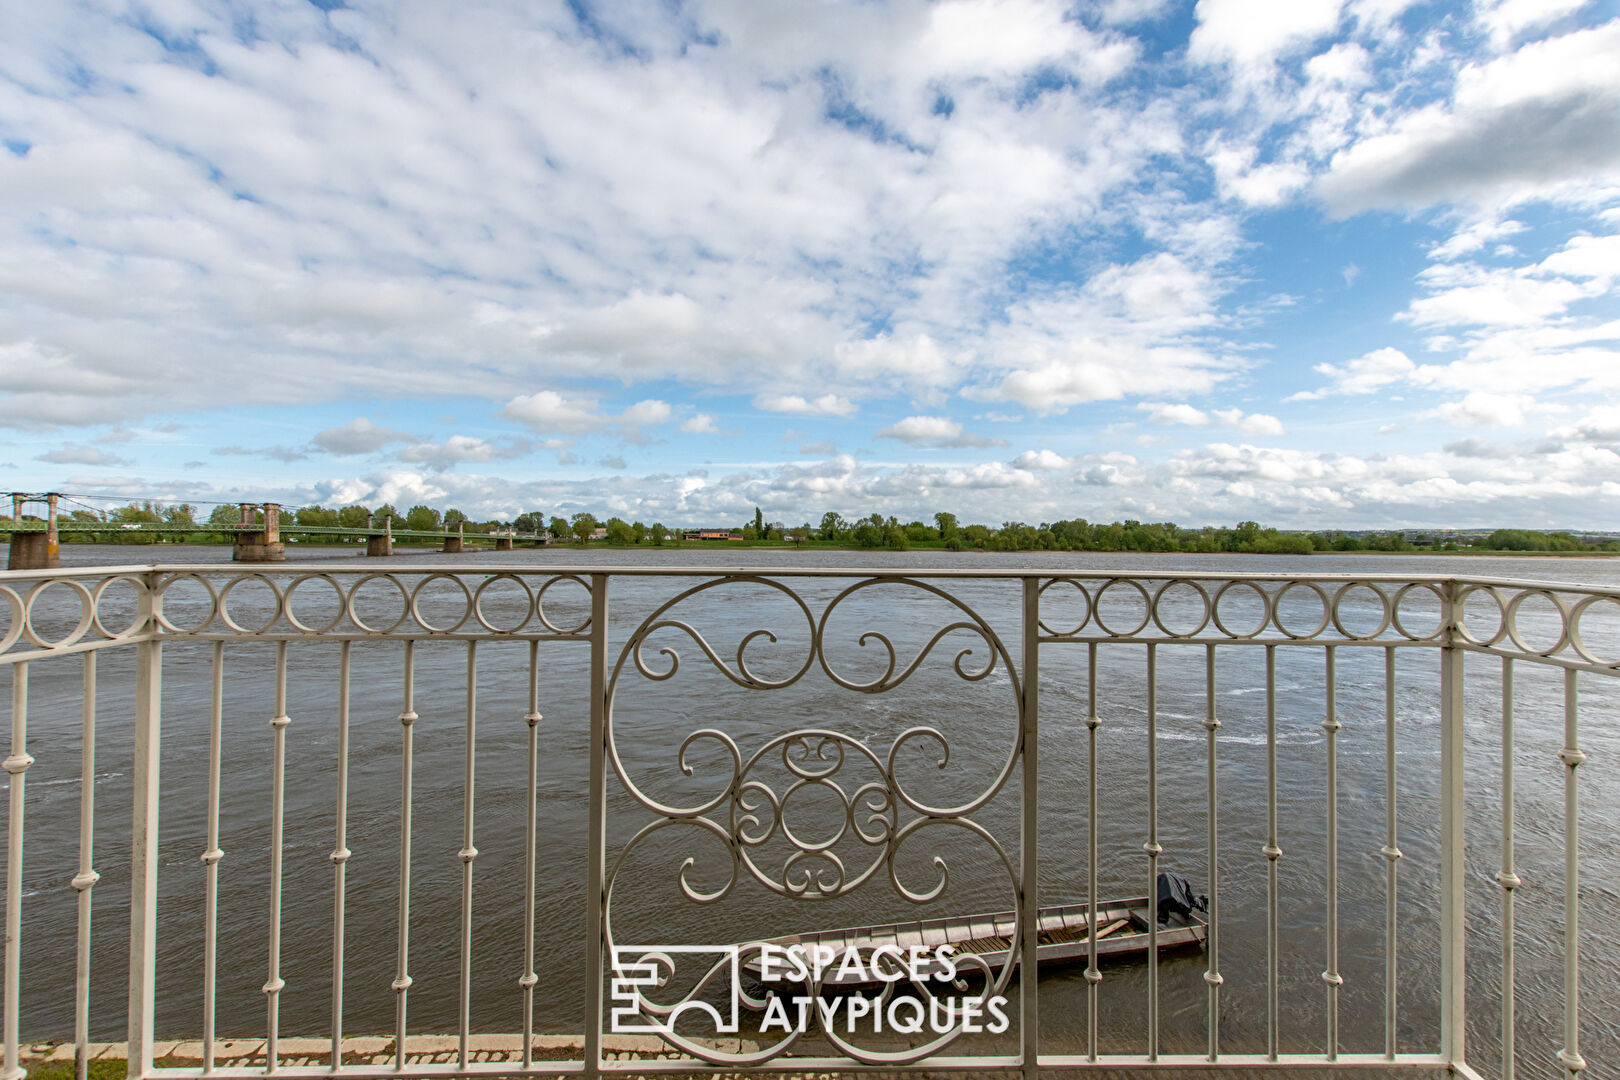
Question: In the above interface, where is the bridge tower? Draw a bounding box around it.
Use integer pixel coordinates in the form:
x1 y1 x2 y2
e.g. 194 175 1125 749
366 514 393 557
233 502 285 562
6 493 60 571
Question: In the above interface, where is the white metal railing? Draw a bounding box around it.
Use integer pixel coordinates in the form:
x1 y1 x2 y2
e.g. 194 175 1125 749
0 564 1609 1079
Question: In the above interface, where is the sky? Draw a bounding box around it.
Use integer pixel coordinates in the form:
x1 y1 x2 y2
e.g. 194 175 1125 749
2 0 1619 529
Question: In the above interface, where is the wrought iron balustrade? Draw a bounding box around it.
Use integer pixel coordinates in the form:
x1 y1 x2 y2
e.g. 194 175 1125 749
0 564 1611 1079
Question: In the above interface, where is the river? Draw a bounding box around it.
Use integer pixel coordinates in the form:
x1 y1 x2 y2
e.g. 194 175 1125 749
3 544 1616 1073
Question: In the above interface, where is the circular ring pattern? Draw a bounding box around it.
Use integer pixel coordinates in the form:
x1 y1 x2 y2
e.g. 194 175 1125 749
1503 588 1570 657
1035 578 1092 637
1273 581 1331 640
1391 583 1445 641
410 573 473 634
1568 593 1620 668
284 574 346 635
1151 579 1212 639
345 573 412 635
1454 584 1508 647
1329 582 1392 641
217 574 286 636
535 574 593 634
23 579 95 650
1211 580 1271 639
91 575 149 640
1092 578 1152 638
473 573 536 634
153 573 220 635
0 586 21 656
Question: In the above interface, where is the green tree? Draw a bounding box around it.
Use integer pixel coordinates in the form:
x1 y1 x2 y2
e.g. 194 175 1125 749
819 512 846 541
788 523 810 548
337 504 371 528
604 517 635 545
650 522 668 546
374 503 399 525
295 505 339 527
570 512 598 543
754 506 765 538
631 521 648 544
548 516 570 541
933 511 959 541
208 504 242 527
404 505 441 531
160 503 197 528
443 508 468 530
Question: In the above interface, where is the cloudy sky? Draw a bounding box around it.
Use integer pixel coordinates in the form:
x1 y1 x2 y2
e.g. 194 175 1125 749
3 0 1619 527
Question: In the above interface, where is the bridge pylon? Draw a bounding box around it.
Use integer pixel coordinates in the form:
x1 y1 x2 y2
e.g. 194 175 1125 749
233 502 285 562
6 493 60 571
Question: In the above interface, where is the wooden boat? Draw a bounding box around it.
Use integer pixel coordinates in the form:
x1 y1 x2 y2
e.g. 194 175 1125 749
739 896 1208 989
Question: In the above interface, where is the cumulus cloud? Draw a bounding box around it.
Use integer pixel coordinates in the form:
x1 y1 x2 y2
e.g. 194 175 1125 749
1189 0 1345 71
1421 391 1533 427
874 416 1007 448
1140 402 1285 434
395 435 534 471
1288 347 1415 400
754 394 859 418
34 446 128 466
681 413 720 434
1317 22 1620 213
312 418 416 455
1012 449 1070 469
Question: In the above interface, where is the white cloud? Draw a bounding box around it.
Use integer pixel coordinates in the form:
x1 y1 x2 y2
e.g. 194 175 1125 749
681 413 720 434
1421 391 1533 427
34 446 128 466
1012 449 1070 469
1141 402 1285 435
1289 347 1415 399
874 415 1007 448
499 391 608 435
1189 0 1345 71
311 418 417 455
1317 22 1620 213
753 393 859 418
395 435 532 471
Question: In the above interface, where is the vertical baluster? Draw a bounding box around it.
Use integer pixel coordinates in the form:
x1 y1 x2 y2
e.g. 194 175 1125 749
1438 586 1465 1067
1019 578 1040 1080
584 576 609 1080
520 640 542 1069
1557 669 1585 1078
4 662 33 1080
264 641 291 1073
1144 643 1160 1061
202 643 224 1074
1264 644 1280 1062
458 641 478 1071
1203 643 1221 1063
330 642 352 1068
128 581 162 1080
1498 657 1518 1080
1322 646 1341 1059
1084 642 1101 1063
1382 646 1401 1060
72 654 100 1080
393 641 417 1071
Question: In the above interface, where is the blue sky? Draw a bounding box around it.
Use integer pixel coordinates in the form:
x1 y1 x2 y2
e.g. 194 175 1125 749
3 0 1619 528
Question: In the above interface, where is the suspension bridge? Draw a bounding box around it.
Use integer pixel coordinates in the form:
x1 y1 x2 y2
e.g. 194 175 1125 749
2 493 547 570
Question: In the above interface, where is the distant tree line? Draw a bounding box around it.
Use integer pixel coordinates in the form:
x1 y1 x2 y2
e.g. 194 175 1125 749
48 501 1620 554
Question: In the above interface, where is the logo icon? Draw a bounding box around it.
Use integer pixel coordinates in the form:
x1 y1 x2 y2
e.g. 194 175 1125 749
609 945 741 1035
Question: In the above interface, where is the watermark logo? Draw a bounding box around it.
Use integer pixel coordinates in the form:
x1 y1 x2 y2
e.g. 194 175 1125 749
609 945 741 1035
609 941 1008 1037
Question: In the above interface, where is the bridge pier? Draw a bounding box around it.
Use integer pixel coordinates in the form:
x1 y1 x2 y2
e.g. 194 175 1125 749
367 515 393 557
233 502 285 562
6 493 60 571
442 522 464 553
495 536 514 552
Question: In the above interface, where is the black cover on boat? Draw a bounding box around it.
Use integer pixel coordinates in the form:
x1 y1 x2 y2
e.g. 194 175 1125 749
1156 871 1208 924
